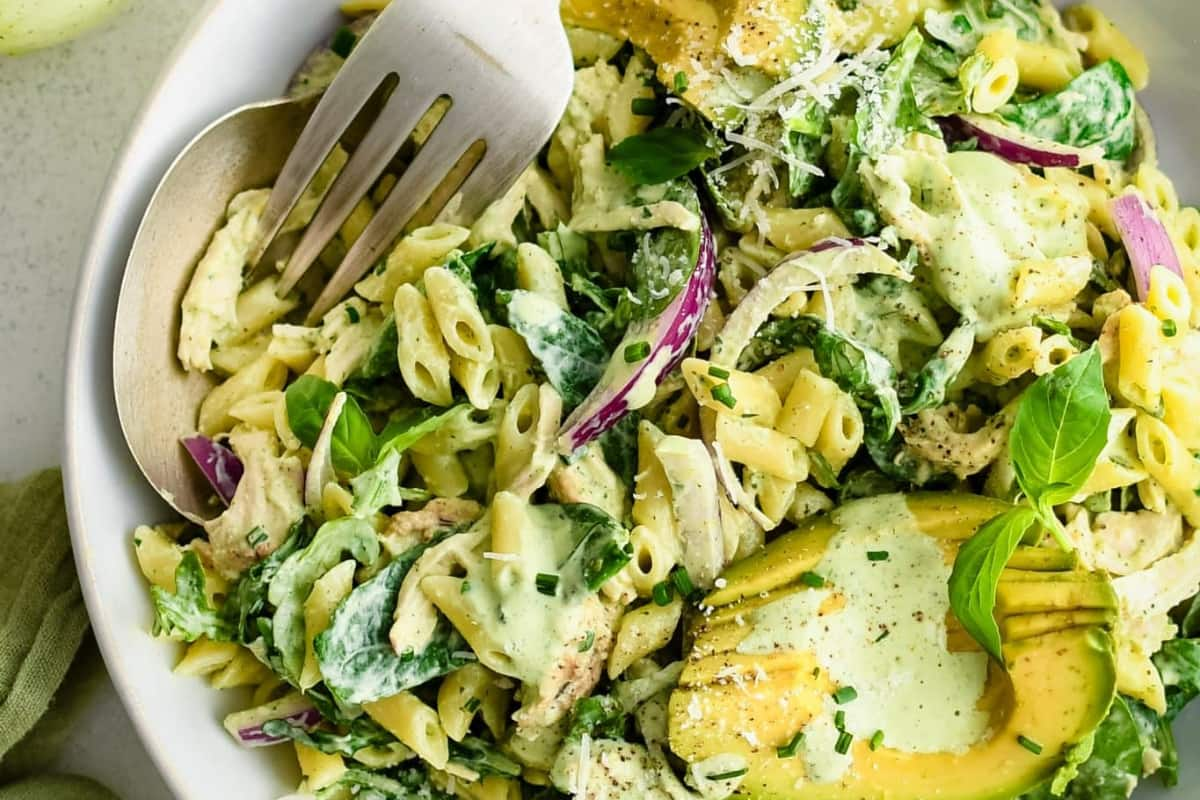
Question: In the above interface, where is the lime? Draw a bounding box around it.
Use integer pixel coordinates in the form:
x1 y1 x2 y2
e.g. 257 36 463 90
0 0 128 56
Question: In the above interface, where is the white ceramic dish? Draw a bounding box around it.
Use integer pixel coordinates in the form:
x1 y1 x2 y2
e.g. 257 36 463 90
63 1 1200 798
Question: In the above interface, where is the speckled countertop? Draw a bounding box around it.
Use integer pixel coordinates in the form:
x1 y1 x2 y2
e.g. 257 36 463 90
0 1 205 796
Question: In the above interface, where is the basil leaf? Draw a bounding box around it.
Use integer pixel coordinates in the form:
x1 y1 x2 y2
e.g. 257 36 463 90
607 127 718 185
330 392 377 476
1009 345 1111 513
948 505 1037 661
285 375 338 448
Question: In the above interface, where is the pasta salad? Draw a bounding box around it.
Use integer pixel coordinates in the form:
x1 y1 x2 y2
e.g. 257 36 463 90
137 1 1200 798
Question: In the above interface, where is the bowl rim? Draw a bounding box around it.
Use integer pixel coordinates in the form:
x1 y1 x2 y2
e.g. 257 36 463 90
62 0 242 795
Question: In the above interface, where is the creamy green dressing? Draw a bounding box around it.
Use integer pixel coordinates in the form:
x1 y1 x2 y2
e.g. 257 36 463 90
737 496 990 783
460 504 596 686
864 146 1090 339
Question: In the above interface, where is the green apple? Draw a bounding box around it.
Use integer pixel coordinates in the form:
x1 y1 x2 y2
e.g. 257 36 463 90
0 0 128 56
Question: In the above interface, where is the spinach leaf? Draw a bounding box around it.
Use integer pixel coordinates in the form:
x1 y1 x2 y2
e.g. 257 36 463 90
355 315 399 381
444 243 495 298
315 547 473 705
260 717 394 757
224 521 311 644
599 411 640 489
607 127 719 185
1023 696 1171 799
947 505 1037 661
618 180 703 321
500 289 608 410
1001 60 1137 161
1009 345 1110 527
319 767 454 800
567 695 629 742
449 736 523 778
856 29 932 158
150 551 234 642
268 517 381 682
559 503 632 593
285 375 339 449
1154 638 1200 723
784 100 829 200
901 320 975 414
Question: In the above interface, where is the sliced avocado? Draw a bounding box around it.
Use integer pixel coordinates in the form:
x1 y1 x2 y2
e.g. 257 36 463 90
668 493 1117 800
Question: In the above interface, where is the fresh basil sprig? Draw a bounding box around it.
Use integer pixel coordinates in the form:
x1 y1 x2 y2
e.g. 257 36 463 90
1010 345 1111 542
285 375 461 476
949 345 1110 661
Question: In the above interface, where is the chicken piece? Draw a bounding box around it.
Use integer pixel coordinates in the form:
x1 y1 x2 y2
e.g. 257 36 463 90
900 403 1013 479
203 427 304 579
548 444 628 521
513 597 620 732
381 498 483 557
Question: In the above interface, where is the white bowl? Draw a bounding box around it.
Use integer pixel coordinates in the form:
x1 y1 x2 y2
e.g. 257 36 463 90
63 1 1200 798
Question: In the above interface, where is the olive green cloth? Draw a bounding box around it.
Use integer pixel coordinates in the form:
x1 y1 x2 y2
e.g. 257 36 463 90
0 469 118 800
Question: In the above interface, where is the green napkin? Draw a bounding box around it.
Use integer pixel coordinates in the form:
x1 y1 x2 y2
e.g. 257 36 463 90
0 469 118 800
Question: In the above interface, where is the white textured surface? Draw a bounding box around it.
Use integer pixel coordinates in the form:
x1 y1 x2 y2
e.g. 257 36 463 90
0 1 204 796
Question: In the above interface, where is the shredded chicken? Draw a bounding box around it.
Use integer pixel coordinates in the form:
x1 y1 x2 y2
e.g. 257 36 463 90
900 404 1013 479
381 498 483 557
514 597 620 731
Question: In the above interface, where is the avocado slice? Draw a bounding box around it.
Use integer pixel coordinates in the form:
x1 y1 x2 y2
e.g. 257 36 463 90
668 493 1117 800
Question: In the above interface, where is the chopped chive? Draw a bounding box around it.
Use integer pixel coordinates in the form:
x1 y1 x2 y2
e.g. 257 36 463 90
463 697 482 713
834 731 853 755
869 730 884 751
578 630 596 652
874 629 890 643
345 305 360 324
246 527 268 548
710 383 737 409
777 731 805 758
652 580 674 606
867 550 889 562
670 566 697 599
834 710 846 730
1163 319 1179 337
673 71 689 94
1017 734 1043 755
535 572 559 596
812 667 821 678
707 365 731 380
331 27 358 58
460 579 471 594
832 686 858 705
799 571 826 588
624 341 651 363
707 768 748 781
631 97 658 116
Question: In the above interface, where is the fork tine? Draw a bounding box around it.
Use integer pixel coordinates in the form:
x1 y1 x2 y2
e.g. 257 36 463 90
247 74 383 268
275 91 442 298
302 116 480 324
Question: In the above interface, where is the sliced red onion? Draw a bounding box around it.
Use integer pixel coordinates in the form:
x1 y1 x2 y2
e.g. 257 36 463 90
1111 193 1185 302
938 114 1105 169
557 217 717 454
223 693 321 748
181 434 243 506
